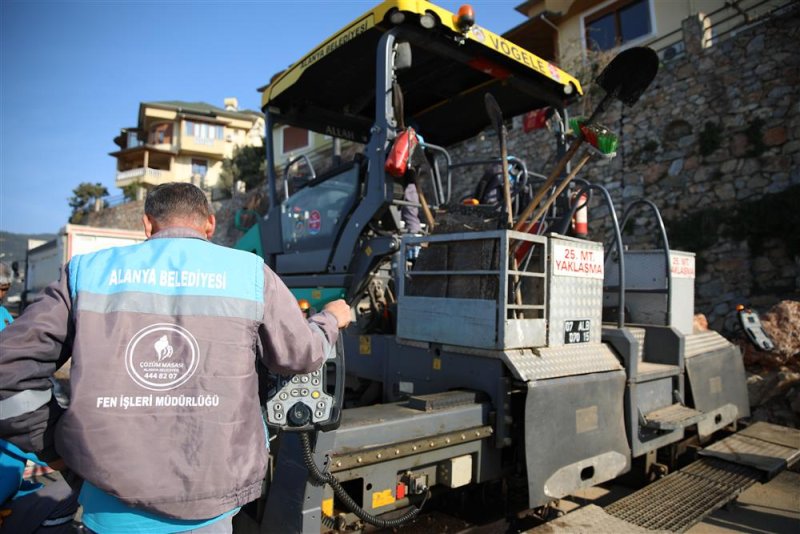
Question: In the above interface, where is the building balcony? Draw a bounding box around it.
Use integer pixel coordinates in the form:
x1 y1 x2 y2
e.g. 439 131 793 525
116 167 174 188
180 136 226 157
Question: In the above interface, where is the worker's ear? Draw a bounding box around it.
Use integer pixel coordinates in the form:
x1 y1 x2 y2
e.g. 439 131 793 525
142 214 154 238
204 214 216 239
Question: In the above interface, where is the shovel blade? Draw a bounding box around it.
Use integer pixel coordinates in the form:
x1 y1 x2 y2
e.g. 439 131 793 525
596 47 659 106
484 93 504 134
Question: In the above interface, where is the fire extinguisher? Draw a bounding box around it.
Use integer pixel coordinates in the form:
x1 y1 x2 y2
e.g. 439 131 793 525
571 191 589 238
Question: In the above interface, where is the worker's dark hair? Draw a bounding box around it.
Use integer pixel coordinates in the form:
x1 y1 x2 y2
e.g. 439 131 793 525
145 182 211 225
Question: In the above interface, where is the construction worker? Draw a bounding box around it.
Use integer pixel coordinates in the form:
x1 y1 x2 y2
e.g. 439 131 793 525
0 440 80 533
0 182 351 533
1 261 79 532
0 263 12 330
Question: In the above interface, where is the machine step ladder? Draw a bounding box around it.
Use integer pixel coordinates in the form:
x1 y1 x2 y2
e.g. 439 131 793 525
641 403 705 431
529 422 800 533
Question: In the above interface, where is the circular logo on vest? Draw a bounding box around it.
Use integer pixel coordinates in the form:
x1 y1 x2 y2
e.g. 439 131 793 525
125 323 199 391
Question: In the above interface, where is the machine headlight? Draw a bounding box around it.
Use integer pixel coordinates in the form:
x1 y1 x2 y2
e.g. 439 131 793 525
389 10 405 25
420 12 436 29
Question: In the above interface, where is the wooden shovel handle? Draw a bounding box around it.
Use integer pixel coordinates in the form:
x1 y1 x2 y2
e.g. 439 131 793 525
416 183 435 231
513 139 584 231
511 153 592 254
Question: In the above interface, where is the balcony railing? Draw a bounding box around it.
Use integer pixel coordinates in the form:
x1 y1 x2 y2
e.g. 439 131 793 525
115 167 174 189
117 167 164 181
181 136 226 156
643 0 794 62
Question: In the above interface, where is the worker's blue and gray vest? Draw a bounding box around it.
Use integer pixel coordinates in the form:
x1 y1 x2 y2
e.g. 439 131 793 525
57 234 269 519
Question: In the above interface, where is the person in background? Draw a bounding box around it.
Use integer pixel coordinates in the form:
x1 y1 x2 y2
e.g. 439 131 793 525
472 163 505 207
0 183 351 533
0 440 80 533
1 264 80 533
0 263 12 331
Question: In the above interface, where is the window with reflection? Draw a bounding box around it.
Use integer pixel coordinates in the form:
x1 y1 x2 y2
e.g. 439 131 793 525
148 123 173 145
280 163 360 250
282 126 310 153
585 0 652 51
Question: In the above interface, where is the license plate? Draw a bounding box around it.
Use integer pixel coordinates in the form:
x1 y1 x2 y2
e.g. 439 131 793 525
564 320 591 344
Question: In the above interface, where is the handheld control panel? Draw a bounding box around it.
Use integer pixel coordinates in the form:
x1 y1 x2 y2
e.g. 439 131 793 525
265 336 344 432
737 307 775 352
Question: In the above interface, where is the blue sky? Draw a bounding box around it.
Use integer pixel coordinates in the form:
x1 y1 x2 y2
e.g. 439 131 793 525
0 0 526 234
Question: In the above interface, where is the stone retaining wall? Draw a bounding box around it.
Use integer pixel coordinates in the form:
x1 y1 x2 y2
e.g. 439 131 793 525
85 188 267 248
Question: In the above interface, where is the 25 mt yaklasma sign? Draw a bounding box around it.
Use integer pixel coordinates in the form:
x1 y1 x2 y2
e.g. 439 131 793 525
551 241 604 345
551 241 604 279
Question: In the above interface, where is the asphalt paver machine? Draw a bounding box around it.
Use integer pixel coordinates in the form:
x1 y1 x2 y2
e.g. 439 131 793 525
236 1 751 531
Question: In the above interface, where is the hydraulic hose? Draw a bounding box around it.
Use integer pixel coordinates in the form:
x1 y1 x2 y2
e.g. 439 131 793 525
300 432 430 529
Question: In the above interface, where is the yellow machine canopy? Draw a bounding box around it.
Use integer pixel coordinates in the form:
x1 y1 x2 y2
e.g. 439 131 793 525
261 0 582 147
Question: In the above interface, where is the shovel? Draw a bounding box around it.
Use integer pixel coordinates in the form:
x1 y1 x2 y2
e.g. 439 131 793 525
484 93 514 228
485 93 524 310
513 47 659 236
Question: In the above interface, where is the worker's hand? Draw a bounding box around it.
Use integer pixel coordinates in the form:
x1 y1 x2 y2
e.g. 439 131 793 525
1 508 12 527
323 299 352 329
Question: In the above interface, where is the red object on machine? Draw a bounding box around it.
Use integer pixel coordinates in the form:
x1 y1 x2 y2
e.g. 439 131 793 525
513 222 541 263
396 482 406 499
580 124 598 147
385 127 419 178
572 192 589 238
467 58 510 80
523 107 551 133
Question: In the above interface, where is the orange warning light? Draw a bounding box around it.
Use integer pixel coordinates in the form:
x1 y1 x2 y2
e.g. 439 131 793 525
298 299 311 311
454 5 475 32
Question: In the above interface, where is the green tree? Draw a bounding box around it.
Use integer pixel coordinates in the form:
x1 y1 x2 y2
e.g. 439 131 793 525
121 181 143 202
69 182 109 224
219 140 267 193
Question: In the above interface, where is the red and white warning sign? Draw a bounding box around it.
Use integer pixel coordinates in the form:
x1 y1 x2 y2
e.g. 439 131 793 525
307 210 322 235
551 242 604 279
671 254 695 279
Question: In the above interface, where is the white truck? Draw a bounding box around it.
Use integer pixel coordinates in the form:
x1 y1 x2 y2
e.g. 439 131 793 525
23 224 145 308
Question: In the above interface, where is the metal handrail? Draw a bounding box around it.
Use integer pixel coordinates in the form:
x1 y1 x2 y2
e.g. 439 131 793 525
619 198 673 326
420 142 451 204
282 154 317 200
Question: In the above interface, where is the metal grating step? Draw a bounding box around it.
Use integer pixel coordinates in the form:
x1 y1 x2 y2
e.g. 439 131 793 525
527 504 672 533
643 403 705 430
605 457 760 532
699 421 800 479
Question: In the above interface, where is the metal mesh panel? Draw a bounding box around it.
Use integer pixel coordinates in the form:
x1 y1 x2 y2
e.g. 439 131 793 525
606 458 759 532
528 504 672 534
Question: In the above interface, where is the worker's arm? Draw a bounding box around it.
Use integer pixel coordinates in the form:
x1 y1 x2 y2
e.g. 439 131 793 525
0 266 73 461
257 266 349 375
